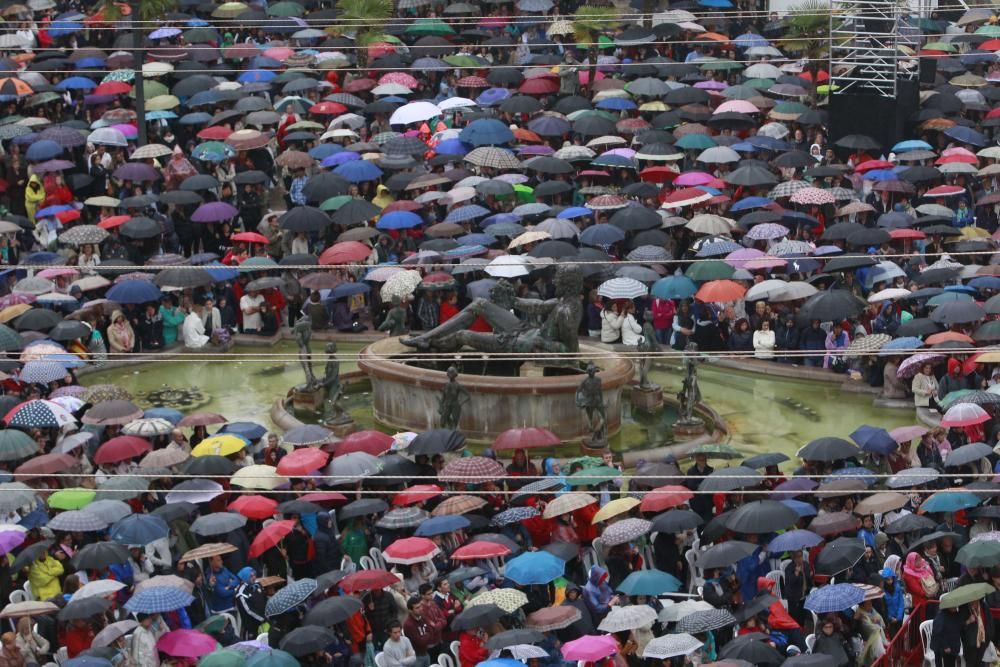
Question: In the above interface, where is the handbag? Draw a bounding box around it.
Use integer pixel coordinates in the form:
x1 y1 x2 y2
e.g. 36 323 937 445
982 641 998 664
364 640 377 667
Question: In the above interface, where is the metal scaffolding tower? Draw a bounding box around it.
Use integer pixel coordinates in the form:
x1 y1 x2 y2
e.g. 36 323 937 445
829 0 902 98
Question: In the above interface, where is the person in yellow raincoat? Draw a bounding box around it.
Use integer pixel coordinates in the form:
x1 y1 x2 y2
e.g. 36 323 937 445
28 549 64 600
24 174 45 224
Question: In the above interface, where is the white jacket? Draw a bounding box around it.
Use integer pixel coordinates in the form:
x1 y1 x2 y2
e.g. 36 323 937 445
753 329 776 359
621 314 644 346
600 309 624 343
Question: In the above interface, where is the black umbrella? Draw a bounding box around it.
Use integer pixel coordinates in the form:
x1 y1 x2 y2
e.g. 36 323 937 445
699 466 761 492
338 498 389 521
183 455 236 476
725 165 778 187
154 267 214 289
701 510 736 543
718 635 783 666
542 541 578 562
846 227 891 246
725 500 799 534
908 531 963 553
525 156 574 175
698 540 757 570
72 542 129 570
834 134 880 150
814 537 866 575
13 309 62 332
11 540 52 572
453 603 505 630
316 569 348 593
822 256 878 273
534 181 573 197
280 206 332 233
487 629 545 650
500 96 541 115
408 429 466 456
234 170 269 185
798 437 860 462
609 207 661 232
896 317 941 337
914 267 961 286
58 598 112 621
47 320 91 342
280 627 338 657
572 116 616 137
487 68 523 86
190 512 247 536
528 241 577 259
665 87 710 105
302 173 350 202
734 597 779 623
797 289 866 322
447 566 488 586
279 254 318 267
180 174 219 191
784 654 837 667
931 300 986 325
120 217 161 240
744 453 790 469
820 222 863 241
151 501 198 523
370 455 421 486
278 500 324 515
773 150 817 169
302 596 363 627
650 509 703 533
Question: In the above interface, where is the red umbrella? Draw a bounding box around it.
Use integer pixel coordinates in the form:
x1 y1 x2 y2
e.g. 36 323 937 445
197 127 233 141
94 436 152 465
451 540 511 561
97 215 130 230
14 452 76 476
925 331 974 346
310 102 348 115
392 484 443 507
340 568 399 593
519 77 558 95
300 491 349 505
320 241 372 265
249 519 296 558
695 279 747 303
94 81 131 96
332 430 393 457
277 448 330 477
383 537 440 565
230 232 269 245
889 229 925 240
178 412 228 427
493 427 560 451
639 166 678 184
228 495 278 520
639 485 694 512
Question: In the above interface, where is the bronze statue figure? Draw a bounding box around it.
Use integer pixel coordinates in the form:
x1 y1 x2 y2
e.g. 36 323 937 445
637 317 659 390
678 342 702 424
321 341 351 424
575 362 607 444
438 365 470 430
293 315 317 390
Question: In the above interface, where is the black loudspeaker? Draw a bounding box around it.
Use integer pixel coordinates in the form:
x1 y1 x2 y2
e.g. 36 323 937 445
919 58 937 85
830 80 919 151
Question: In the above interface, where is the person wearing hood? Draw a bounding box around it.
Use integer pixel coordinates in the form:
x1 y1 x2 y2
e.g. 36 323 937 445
756 577 804 652
582 565 616 621
107 309 135 354
938 358 970 400
542 458 569 494
313 512 342 571
24 174 44 224
373 183 394 209
881 567 904 634
561 584 595 638
235 567 266 640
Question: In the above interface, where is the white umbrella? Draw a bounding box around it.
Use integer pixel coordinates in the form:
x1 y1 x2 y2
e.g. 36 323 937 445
501 645 549 661
868 287 911 303
485 255 530 278
598 277 648 300
642 634 703 660
598 605 658 632
536 218 579 239
380 270 423 301
70 580 127 601
658 599 714 623
686 214 735 235
746 279 794 302
770 281 818 302
438 97 477 111
389 101 442 125
744 63 783 79
88 128 128 147
696 146 741 164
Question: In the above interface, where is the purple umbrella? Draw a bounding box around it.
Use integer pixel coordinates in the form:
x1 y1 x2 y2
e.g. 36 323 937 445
113 163 160 182
770 477 818 499
897 352 946 379
191 202 239 223
725 248 765 269
746 223 790 241
33 159 75 173
0 531 25 555
51 385 88 399
84 94 116 106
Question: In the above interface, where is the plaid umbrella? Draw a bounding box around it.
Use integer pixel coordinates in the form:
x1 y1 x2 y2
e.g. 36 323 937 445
439 457 506 484
465 147 522 169
490 506 540 526
265 579 318 617
376 507 430 529
82 500 132 524
804 583 865 612
542 493 597 519
675 608 737 633
525 606 581 631
642 634 703 660
599 605 658 633
601 518 652 546
179 542 237 564
124 587 195 613
847 333 892 355
466 588 529 613
48 510 108 532
432 495 487 516
768 180 811 198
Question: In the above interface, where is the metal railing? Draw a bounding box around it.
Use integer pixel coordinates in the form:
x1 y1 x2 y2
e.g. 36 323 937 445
871 600 929 667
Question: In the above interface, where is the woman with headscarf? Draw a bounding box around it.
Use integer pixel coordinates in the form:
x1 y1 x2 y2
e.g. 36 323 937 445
542 458 569 493
162 146 198 191
902 551 940 609
107 310 135 354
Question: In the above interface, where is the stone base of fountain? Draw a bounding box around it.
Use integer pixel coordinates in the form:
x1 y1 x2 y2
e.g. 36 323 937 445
631 385 663 413
673 419 707 437
324 420 358 437
291 385 325 412
358 337 634 442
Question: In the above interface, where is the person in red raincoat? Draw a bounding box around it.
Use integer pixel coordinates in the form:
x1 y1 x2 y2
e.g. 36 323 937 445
458 629 488 667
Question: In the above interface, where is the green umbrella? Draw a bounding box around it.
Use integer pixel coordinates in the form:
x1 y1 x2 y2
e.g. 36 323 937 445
567 109 617 122
0 430 37 462
184 27 220 43
239 257 279 273
974 320 1000 342
443 54 480 68
0 324 20 351
744 78 775 90
567 456 603 470
48 488 96 510
267 0 304 15
405 18 455 36
956 541 1000 568
941 389 976 409
939 582 995 609
512 184 535 204
569 466 622 486
691 443 743 460
320 195 353 212
701 59 743 71
675 134 717 151
102 69 135 83
26 92 61 107
197 615 229 634
135 80 168 100
923 41 956 52
976 25 1000 36
685 259 735 282
198 649 246 667
773 101 809 115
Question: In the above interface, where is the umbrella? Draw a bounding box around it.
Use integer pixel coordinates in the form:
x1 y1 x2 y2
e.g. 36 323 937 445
505 551 565 585
454 603 507 631
383 537 440 565
699 541 758 569
190 513 247 537
124 586 195 614
675 609 737 633
945 442 994 467
72 542 129 569
725 500 798 534
598 605 658 632
804 583 865 612
525 606 582 631
940 583 995 609
616 569 682 596
280 627 337 657
340 569 398 594
58 598 113 621
466 589 529 614
561 635 619 661
797 437 861 462
815 537 866 574
642 634 703 660
265 578 318 617
302 596 363 627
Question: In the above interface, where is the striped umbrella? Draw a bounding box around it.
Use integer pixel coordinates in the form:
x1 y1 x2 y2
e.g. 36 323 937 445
804 583 865 613
124 587 195 613
375 507 430 529
597 277 648 299
48 510 108 532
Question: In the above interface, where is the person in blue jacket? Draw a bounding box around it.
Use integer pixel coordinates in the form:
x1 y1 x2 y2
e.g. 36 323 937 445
582 565 616 622
207 554 240 613
881 567 905 635
735 538 767 604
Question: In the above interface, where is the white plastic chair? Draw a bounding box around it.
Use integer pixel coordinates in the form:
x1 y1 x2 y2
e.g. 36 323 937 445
764 570 786 608
581 547 597 573
54 647 68 665
438 655 455 667
591 537 607 567
450 640 460 662
8 590 26 605
256 632 269 646
375 652 386 667
805 634 816 654
220 611 240 637
23 581 34 601
685 549 704 593
919 620 934 667
358 555 375 570
369 547 387 570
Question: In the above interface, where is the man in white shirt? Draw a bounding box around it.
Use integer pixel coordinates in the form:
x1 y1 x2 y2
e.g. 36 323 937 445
241 289 265 333
382 623 416 667
182 301 210 348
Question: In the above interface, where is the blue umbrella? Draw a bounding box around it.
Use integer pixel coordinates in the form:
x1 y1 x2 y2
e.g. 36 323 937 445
459 118 515 146
64 657 112 667
25 140 64 162
329 283 371 299
106 280 162 305
482 213 522 227
880 337 923 353
415 515 470 537
580 224 625 247
596 98 636 111
265 578 318 617
556 207 593 220
527 115 571 136
19 361 69 384
180 112 213 125
652 275 697 299
921 491 981 513
75 57 106 69
56 77 97 91
892 139 933 152
246 650 300 667
616 569 682 595
310 144 342 160
188 90 228 107
458 233 496 246
219 422 267 440
746 136 789 151
733 31 768 49
945 125 987 147
333 160 383 183
850 425 898 455
110 514 170 546
476 88 511 106
204 262 239 282
145 407 183 424
238 70 276 84
505 550 565 585
970 276 1000 291
48 20 83 36
779 500 818 517
928 292 971 307
730 196 773 211
478 660 523 667
18 509 48 529
697 240 742 257
591 154 635 169
436 138 469 155
445 205 490 224
376 211 423 230
804 583 865 613
124 587 195 613
321 152 361 168
767 529 823 553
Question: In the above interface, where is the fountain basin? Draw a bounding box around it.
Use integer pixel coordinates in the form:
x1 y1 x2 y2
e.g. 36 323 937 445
357 337 634 442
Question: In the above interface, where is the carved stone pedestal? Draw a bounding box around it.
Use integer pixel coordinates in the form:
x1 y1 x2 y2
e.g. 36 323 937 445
292 386 325 412
325 420 357 438
632 385 663 413
581 439 610 456
673 420 707 438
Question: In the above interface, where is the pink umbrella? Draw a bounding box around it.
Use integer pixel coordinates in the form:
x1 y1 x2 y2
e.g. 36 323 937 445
156 629 218 658
789 187 836 205
263 47 294 61
715 99 760 115
674 171 716 187
745 256 788 271
890 425 929 443
694 80 726 90
602 148 636 159
0 293 35 307
111 124 137 139
897 352 946 379
379 72 419 88
725 248 765 268
562 635 619 661
383 537 440 565
941 403 991 427
37 267 79 279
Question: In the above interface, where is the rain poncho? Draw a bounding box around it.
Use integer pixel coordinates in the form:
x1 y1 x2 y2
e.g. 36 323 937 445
28 554 63 600
24 174 45 224
163 146 198 190
582 565 614 618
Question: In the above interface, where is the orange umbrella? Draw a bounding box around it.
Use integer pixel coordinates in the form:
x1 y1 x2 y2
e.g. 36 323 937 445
696 31 729 42
695 279 747 303
925 331 974 346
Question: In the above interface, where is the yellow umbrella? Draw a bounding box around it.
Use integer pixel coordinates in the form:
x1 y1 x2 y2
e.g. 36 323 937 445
191 434 247 457
141 62 174 77
959 226 990 240
0 304 30 323
211 1 247 18
231 464 286 490
591 497 641 524
975 351 1000 363
639 101 667 112
145 95 180 111
508 231 551 249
